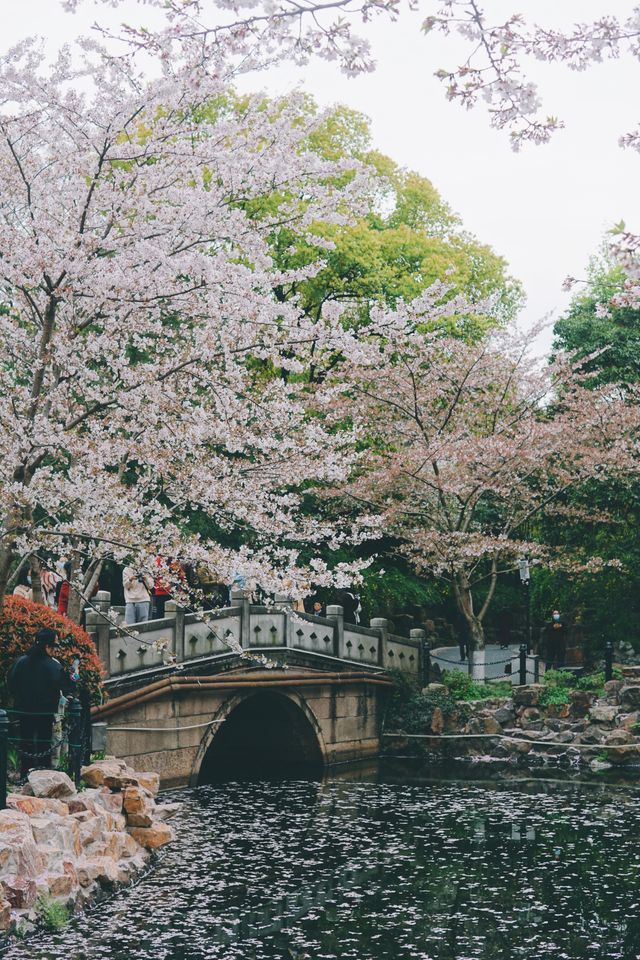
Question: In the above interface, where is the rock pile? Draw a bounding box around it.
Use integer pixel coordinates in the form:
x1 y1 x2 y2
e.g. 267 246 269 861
0 757 176 937
420 681 640 772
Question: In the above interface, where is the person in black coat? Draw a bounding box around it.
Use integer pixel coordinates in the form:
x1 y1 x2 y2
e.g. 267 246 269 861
541 609 568 668
8 628 76 778
336 590 361 626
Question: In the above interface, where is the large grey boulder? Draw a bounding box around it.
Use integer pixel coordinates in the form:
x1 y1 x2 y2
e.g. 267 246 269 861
493 704 515 726
589 704 619 724
619 685 640 710
569 689 593 718
513 685 544 707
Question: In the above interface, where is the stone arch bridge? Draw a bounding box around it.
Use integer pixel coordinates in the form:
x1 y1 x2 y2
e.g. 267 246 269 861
86 591 424 786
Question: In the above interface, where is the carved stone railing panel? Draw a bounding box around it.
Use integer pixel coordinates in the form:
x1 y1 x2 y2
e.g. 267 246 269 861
343 626 380 666
290 615 336 657
108 621 174 675
383 634 420 673
182 612 241 661
247 610 287 648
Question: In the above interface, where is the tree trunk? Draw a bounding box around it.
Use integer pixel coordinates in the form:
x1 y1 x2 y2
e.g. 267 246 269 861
66 556 105 626
69 559 104 626
453 573 486 650
30 556 43 605
66 553 82 625
0 550 13 613
0 499 26 609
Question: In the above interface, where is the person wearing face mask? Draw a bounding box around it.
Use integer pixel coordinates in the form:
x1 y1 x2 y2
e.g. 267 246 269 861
542 609 568 668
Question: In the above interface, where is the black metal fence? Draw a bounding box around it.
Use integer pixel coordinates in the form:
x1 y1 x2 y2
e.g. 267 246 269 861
420 640 539 687
0 698 88 810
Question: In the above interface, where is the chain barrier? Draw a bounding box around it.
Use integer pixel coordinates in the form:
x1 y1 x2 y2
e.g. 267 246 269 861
429 648 542 688
4 700 87 789
430 652 521 667
6 708 65 717
6 738 82 760
429 654 468 665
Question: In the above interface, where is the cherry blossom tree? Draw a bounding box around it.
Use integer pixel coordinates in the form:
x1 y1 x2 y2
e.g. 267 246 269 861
0 40 376 612
7 0 635 625
333 291 640 647
67 1 640 308
69 1 638 149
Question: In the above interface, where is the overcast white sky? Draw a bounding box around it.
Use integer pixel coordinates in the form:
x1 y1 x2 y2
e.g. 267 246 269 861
5 1 639 345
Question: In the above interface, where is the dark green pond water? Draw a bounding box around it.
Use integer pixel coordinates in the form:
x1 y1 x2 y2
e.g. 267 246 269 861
5 767 640 959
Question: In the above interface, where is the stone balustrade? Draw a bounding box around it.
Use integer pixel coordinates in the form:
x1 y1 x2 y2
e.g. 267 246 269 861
84 590 424 682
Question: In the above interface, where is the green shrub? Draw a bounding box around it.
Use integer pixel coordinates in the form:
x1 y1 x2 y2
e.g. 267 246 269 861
384 670 468 733
540 666 623 703
576 668 623 694
35 895 69 931
539 685 571 707
542 668 576 689
442 670 512 702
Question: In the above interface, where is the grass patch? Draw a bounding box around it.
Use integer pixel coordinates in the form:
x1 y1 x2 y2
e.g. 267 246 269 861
576 669 622 695
539 685 571 707
540 667 623 705
35 895 69 931
441 670 512 702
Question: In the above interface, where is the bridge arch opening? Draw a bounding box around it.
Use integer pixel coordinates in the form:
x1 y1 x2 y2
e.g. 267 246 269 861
197 692 324 783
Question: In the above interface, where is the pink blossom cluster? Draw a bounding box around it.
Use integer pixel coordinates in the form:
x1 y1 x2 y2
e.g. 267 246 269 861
0 37 378 603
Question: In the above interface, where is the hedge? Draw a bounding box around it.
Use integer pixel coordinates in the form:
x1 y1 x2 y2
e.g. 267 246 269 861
0 597 105 707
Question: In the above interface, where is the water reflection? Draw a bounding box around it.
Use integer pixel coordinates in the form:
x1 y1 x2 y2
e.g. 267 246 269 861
5 767 640 960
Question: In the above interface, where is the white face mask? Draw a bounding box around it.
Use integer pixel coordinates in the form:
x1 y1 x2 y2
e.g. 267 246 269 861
553 614 560 621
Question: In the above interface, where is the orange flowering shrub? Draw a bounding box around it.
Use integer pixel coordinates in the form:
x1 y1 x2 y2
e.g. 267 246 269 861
0 597 105 706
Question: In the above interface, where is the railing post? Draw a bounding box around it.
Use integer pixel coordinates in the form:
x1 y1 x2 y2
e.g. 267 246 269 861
274 593 292 649
370 618 388 667
0 710 7 810
68 698 83 789
605 640 614 683
326 604 344 659
532 654 540 684
84 609 98 645
175 605 186 662
412 629 428 685
165 600 186 662
95 590 112 678
231 587 251 649
519 643 528 686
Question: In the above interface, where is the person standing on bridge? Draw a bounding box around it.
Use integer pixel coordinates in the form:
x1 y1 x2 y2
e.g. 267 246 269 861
8 628 76 778
123 566 154 625
337 589 361 626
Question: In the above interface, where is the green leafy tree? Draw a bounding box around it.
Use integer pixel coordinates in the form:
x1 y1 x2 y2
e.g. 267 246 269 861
535 257 640 651
554 258 640 387
274 101 523 339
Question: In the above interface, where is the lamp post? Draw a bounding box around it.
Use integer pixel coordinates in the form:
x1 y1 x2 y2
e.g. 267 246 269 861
518 555 531 654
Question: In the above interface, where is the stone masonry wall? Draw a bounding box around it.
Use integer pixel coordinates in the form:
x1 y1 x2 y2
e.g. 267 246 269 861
0 758 176 940
394 679 640 773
